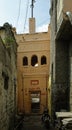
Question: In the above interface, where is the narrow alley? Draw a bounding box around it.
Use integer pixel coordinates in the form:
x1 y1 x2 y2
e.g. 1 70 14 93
16 115 55 130
1 0 72 130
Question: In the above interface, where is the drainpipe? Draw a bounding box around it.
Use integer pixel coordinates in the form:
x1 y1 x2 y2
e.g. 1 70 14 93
22 76 25 113
46 75 48 108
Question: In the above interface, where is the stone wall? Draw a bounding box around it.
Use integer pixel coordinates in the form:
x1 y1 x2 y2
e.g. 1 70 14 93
0 23 17 130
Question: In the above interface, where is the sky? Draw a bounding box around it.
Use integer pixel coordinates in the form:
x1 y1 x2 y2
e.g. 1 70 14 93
0 0 50 34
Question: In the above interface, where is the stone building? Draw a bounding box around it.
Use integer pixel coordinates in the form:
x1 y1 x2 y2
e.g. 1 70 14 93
15 18 50 114
50 0 72 118
0 23 17 130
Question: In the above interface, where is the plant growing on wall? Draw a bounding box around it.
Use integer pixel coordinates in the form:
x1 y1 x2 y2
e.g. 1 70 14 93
5 36 15 43
3 36 15 48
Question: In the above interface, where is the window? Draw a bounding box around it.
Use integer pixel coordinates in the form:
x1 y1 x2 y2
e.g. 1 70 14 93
41 56 47 65
2 71 9 90
23 56 28 66
4 76 9 90
31 55 38 67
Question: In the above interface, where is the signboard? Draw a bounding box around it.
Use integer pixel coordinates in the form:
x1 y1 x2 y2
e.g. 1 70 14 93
31 80 39 85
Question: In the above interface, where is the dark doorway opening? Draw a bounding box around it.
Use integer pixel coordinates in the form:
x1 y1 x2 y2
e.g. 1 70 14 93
30 92 40 113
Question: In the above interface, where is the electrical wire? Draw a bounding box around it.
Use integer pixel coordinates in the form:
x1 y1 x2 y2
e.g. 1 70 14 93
23 0 29 32
15 0 50 33
37 17 50 27
16 0 21 28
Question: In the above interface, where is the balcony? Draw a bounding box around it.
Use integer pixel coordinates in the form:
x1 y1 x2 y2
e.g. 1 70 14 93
56 0 72 40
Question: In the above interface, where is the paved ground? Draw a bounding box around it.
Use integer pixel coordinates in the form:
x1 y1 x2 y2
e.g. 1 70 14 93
21 115 55 130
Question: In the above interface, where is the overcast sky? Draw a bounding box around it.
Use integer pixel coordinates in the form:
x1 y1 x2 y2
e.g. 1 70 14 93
0 0 50 33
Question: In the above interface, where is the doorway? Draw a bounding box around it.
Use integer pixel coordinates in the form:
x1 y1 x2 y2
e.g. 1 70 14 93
30 91 40 113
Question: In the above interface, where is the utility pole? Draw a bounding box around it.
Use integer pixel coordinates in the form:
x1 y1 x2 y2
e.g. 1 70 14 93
30 0 35 18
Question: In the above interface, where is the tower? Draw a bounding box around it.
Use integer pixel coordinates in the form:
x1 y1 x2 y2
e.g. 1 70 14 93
29 0 36 33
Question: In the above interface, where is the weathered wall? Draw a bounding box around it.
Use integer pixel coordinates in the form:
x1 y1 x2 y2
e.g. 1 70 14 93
0 23 17 130
15 25 50 114
69 40 72 110
54 40 69 111
50 0 72 120
50 0 57 117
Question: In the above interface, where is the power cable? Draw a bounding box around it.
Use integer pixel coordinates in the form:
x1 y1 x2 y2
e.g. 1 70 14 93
16 0 21 28
23 0 29 32
37 17 50 27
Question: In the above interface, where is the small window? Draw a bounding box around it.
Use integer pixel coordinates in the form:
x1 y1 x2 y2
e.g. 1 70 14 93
2 71 9 90
41 56 47 65
23 56 28 66
4 76 9 90
31 55 38 67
